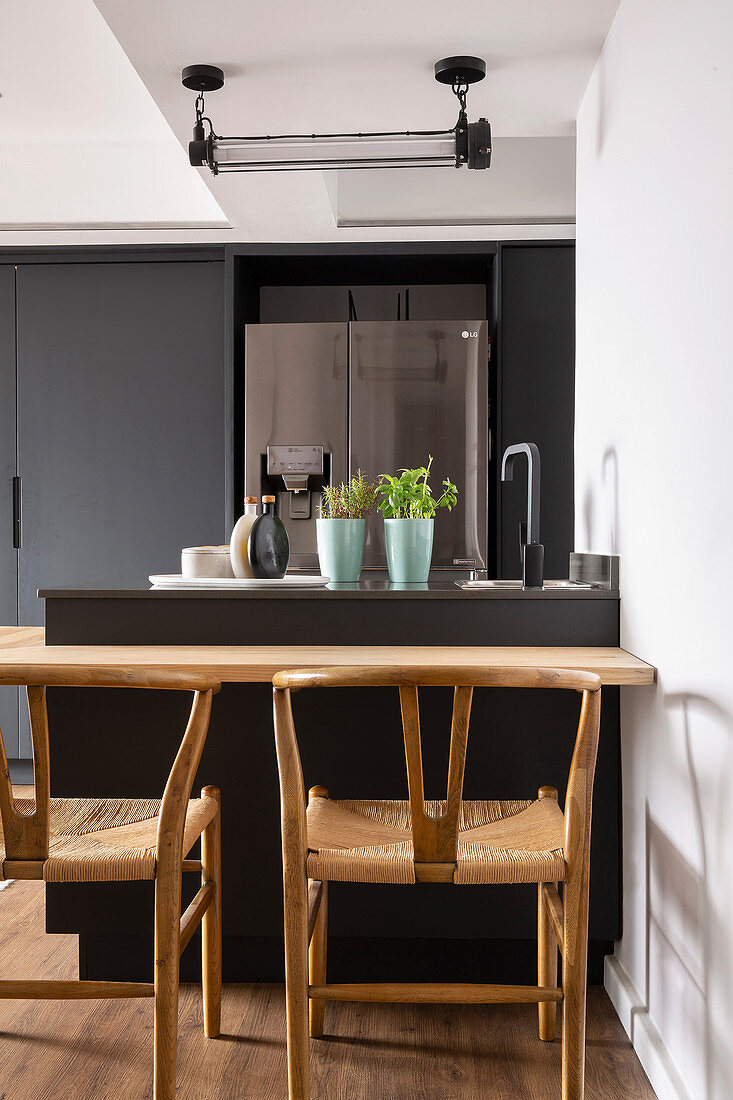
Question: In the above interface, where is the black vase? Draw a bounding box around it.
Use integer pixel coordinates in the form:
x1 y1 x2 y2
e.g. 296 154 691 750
247 498 290 579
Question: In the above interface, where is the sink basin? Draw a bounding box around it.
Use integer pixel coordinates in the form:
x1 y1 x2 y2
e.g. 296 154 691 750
542 579 597 588
457 579 598 590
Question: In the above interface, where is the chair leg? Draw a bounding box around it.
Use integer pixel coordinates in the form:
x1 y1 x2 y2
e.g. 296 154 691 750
309 879 328 1038
283 860 310 1099
201 785 222 1039
537 786 559 1042
538 882 558 1041
561 871 590 1100
153 865 182 1100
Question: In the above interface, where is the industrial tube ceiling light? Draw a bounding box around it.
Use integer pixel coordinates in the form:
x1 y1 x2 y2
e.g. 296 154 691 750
181 57 491 174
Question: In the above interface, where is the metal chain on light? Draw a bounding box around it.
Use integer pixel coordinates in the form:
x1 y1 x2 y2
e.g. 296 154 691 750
452 80 469 113
193 90 219 141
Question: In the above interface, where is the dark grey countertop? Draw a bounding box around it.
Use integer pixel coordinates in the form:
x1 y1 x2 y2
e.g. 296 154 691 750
39 577 619 601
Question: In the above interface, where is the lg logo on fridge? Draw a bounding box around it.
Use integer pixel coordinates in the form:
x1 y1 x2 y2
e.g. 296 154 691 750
462 330 478 338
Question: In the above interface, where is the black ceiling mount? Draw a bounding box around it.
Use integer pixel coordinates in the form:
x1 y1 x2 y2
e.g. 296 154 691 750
181 64 225 92
434 56 486 86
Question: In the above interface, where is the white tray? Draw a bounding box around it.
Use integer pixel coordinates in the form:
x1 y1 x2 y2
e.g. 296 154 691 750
149 574 330 590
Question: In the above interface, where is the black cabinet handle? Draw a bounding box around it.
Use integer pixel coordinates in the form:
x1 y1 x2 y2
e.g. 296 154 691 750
12 476 21 548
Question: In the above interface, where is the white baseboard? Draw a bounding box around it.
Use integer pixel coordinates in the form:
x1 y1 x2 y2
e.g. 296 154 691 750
604 955 692 1100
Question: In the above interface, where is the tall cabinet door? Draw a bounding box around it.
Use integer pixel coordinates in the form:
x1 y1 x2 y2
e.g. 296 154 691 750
0 267 19 758
499 245 575 579
16 261 225 754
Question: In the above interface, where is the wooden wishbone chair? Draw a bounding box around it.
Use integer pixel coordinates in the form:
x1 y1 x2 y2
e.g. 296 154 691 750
272 665 602 1100
0 666 223 1100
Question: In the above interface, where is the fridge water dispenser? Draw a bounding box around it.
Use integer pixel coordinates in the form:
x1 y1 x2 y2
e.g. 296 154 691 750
264 444 330 521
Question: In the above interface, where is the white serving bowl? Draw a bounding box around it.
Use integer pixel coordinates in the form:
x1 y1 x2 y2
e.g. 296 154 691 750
181 545 235 579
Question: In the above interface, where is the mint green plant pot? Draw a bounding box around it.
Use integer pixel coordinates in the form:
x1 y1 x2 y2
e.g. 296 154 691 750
316 518 366 582
384 518 434 583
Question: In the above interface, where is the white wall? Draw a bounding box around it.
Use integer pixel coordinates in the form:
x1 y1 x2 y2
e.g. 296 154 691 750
575 1 733 1097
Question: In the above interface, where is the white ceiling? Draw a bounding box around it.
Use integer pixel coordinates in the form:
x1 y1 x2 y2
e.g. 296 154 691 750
0 0 620 243
0 0 229 232
94 0 619 239
94 0 620 136
329 138 577 227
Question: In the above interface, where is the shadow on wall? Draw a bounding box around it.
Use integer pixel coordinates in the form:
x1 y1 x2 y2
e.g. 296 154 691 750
581 446 619 554
601 448 619 556
642 692 733 1100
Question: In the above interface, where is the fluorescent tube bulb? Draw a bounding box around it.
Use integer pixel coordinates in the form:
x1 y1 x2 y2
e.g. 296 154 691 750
210 133 457 173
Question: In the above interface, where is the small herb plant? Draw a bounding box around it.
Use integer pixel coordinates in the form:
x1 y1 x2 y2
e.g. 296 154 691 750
377 456 458 519
320 470 380 519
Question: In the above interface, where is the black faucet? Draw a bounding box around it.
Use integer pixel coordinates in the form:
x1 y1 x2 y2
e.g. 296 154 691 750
501 442 544 589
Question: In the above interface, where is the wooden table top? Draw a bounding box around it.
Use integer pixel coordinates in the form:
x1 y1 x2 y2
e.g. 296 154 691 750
0 628 654 686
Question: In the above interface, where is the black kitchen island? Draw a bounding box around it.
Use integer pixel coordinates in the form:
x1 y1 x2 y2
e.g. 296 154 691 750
40 579 622 985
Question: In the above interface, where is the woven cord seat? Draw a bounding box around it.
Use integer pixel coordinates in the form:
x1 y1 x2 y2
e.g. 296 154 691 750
0 795 218 883
306 795 566 885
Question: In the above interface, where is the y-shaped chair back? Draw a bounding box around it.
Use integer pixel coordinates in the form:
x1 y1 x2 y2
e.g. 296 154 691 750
272 664 602 1100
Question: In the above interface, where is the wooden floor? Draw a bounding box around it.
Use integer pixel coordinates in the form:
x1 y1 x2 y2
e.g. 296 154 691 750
0 879 656 1100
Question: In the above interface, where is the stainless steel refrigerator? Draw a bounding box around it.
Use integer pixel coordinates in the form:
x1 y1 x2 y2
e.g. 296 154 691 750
244 319 489 572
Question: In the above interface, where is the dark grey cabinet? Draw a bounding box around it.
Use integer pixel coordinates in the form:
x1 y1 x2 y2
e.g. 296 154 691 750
259 283 487 323
10 260 226 757
499 245 575 579
404 284 487 320
0 267 18 757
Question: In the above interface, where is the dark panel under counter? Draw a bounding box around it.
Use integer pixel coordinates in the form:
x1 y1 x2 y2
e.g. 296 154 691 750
43 580 618 647
41 584 621 985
